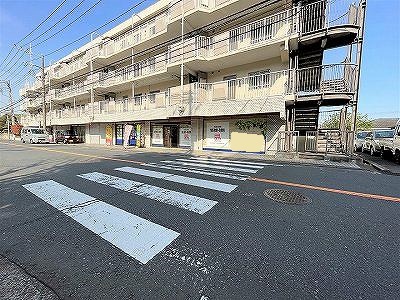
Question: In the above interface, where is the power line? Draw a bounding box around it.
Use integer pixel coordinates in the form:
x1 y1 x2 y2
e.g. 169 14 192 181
0 0 68 71
21 0 86 48
31 0 104 48
36 0 150 59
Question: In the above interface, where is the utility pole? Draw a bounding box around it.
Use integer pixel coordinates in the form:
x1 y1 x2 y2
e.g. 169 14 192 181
0 80 13 139
90 33 95 120
180 0 184 110
41 55 46 129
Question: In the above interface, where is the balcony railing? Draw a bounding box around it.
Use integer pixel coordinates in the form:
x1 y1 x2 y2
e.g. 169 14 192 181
169 70 289 105
293 63 356 96
300 0 359 34
55 81 87 100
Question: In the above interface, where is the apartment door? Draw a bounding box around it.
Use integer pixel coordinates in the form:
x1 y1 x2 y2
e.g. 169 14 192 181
223 75 236 100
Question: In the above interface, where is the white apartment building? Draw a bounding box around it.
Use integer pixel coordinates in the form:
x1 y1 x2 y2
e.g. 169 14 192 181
19 0 366 154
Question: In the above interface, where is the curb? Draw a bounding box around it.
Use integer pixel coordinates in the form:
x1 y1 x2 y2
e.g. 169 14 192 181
360 157 400 176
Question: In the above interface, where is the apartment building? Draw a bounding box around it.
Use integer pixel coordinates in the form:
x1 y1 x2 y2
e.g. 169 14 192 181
19 0 366 154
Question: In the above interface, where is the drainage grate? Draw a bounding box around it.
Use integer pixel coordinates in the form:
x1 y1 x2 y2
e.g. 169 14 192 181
264 189 311 205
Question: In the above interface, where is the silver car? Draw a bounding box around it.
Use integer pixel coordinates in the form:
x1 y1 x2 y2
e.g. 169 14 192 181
354 131 371 151
21 127 50 144
362 129 394 156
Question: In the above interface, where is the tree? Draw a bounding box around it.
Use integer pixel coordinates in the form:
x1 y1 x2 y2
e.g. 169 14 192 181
320 112 372 131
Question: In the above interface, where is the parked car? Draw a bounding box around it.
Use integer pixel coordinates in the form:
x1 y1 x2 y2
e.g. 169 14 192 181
362 129 394 156
354 130 371 151
379 120 400 162
21 127 50 144
55 130 81 144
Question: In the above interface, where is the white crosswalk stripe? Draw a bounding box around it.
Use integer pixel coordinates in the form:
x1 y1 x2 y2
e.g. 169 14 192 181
22 180 180 264
175 158 264 169
159 160 259 174
115 166 238 192
21 156 264 265
143 163 249 181
78 172 218 214
189 157 283 167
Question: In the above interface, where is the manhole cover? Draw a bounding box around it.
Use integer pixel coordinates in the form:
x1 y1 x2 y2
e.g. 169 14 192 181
264 189 311 205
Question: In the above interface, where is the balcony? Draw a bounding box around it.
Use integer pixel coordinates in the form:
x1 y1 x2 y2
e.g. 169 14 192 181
51 92 169 125
91 12 168 63
168 9 293 71
168 70 289 117
298 0 360 49
51 53 90 80
54 82 87 101
292 63 356 105
49 70 289 124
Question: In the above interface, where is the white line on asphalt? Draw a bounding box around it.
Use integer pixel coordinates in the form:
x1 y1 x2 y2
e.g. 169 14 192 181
22 180 179 264
143 163 249 181
78 172 218 214
160 160 259 174
175 158 264 169
189 157 284 167
115 166 238 193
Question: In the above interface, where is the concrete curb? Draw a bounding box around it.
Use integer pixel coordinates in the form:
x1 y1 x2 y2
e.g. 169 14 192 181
359 157 400 176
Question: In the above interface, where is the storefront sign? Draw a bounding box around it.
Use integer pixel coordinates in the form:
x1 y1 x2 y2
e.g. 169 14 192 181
152 125 163 146
106 125 113 145
179 125 191 147
205 121 230 149
123 124 133 147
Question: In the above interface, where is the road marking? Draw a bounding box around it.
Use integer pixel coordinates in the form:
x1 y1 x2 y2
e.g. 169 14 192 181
115 166 238 192
189 157 280 166
22 180 179 264
176 158 264 169
160 160 259 174
78 172 218 214
144 163 249 181
250 177 400 203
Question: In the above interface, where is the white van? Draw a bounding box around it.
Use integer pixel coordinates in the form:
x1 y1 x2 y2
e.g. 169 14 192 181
21 127 49 144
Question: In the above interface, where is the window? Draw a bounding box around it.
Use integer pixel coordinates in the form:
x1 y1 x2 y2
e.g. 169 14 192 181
149 91 160 104
248 70 271 89
374 130 394 139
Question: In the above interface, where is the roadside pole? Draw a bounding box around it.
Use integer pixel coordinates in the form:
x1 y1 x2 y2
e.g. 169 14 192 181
42 56 46 129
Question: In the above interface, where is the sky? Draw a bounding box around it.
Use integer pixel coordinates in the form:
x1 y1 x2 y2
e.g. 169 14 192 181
0 0 399 119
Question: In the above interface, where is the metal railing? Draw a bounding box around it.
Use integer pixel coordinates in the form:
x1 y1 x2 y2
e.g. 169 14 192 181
300 0 359 34
292 63 356 95
304 130 354 154
55 81 87 100
277 131 299 154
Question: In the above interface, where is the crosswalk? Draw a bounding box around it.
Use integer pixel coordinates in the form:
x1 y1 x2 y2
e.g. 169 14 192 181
22 156 267 264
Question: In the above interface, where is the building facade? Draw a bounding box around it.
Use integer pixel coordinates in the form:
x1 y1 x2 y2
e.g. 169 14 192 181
19 0 366 154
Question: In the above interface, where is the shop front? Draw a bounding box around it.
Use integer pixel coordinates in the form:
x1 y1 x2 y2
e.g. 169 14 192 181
115 123 144 147
151 122 191 148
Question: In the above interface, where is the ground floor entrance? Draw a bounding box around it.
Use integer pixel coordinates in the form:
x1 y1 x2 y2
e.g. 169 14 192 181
151 122 191 148
163 125 178 148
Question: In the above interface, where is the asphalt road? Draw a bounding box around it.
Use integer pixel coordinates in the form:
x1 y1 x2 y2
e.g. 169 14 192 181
0 142 399 300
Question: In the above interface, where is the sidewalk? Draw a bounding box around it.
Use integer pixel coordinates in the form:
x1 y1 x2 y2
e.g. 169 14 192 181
0 255 59 300
356 152 400 175
72 142 362 170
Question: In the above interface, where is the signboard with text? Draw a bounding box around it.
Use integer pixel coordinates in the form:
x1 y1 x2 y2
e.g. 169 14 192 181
205 121 230 149
179 125 191 147
152 126 163 146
